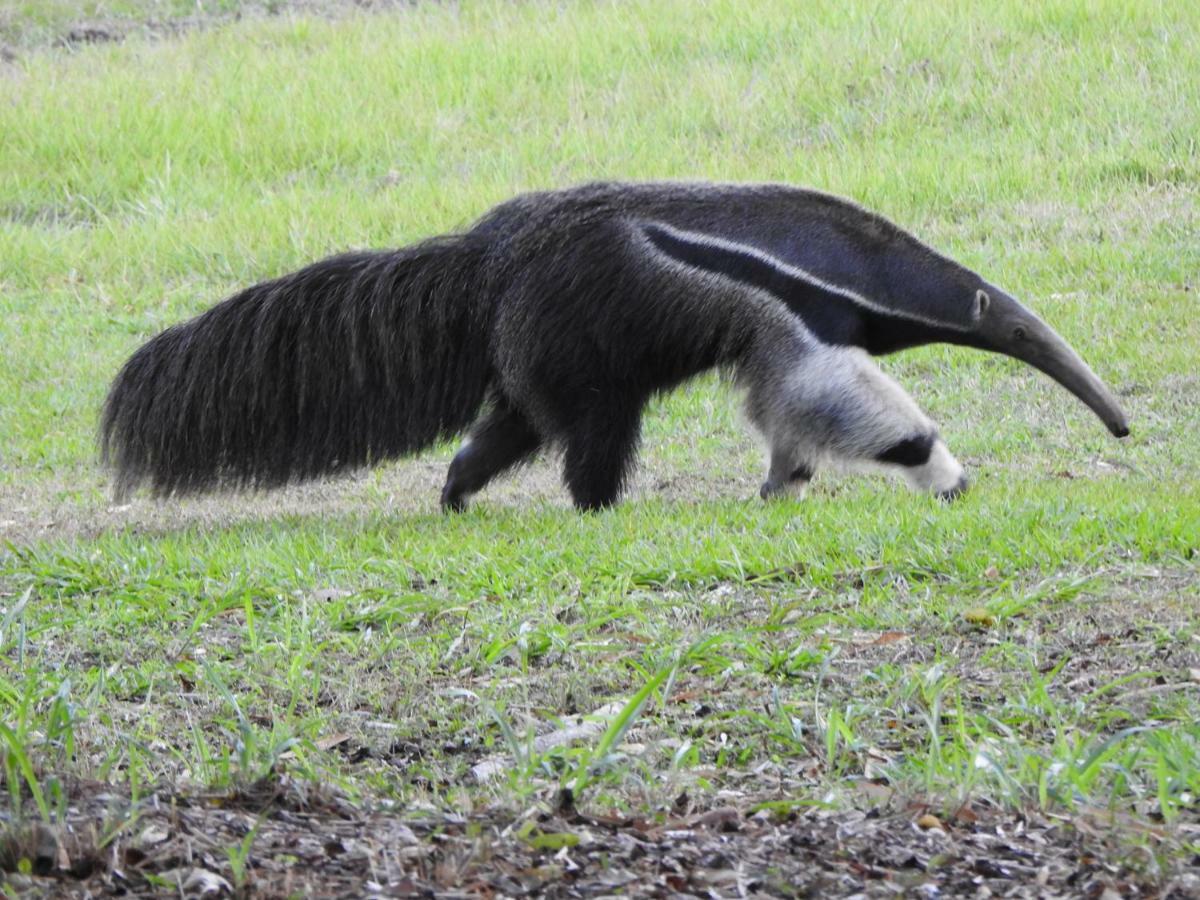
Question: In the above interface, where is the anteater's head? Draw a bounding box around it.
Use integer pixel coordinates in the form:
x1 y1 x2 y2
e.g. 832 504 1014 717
767 188 1131 439
966 285 1129 438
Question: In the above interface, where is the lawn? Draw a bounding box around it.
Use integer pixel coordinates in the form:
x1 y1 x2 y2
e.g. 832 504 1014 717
1 0 1197 895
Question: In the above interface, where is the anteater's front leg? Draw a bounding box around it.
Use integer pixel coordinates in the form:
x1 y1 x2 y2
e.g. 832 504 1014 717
561 400 644 511
753 347 969 501
759 448 814 501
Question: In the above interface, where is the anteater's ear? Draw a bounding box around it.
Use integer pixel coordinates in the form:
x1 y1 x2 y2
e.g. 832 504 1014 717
972 289 991 322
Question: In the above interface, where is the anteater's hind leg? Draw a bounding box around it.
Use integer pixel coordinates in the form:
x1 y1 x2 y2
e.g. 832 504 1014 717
441 400 542 512
561 401 644 511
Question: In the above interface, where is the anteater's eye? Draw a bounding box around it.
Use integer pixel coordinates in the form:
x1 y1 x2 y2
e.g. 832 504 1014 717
1013 326 1027 341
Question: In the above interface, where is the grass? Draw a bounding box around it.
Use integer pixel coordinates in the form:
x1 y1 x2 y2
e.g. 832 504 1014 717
0 0 1198 891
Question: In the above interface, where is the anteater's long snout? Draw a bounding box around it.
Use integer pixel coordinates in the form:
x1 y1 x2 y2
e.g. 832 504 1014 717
975 290 1130 438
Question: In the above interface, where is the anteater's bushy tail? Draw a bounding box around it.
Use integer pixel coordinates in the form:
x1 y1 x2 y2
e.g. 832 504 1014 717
100 234 499 499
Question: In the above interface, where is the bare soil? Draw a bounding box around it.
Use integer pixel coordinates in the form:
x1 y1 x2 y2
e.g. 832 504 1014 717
6 774 1199 898
0 444 760 546
1 1 439 54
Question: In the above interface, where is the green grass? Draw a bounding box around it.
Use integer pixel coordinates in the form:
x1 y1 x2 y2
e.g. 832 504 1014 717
1 0 1198 888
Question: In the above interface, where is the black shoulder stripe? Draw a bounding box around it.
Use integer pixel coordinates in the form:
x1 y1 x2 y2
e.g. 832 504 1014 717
642 222 798 299
640 221 970 354
642 222 864 346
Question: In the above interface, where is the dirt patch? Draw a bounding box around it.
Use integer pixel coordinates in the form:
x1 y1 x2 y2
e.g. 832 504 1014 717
0 437 762 546
1 1 433 54
5 775 1197 898
0 454 548 545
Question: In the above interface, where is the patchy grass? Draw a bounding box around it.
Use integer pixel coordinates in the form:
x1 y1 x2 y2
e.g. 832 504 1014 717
0 0 1198 894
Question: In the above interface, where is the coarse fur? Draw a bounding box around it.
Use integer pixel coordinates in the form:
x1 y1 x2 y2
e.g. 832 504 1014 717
102 180 1124 510
102 235 498 500
747 344 964 502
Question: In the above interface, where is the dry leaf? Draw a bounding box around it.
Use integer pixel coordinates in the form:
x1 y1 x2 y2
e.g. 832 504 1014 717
951 803 979 824
471 702 624 782
137 825 170 848
964 608 995 627
312 588 352 602
916 813 944 830
690 807 741 831
525 831 581 851
160 868 233 897
315 733 353 751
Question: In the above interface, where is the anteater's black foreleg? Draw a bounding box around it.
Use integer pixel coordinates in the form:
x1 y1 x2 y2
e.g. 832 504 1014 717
561 401 643 512
441 401 542 512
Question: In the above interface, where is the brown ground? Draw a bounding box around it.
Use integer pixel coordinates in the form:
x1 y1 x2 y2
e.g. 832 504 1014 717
0 1 427 52
0 443 762 546
6 774 1199 898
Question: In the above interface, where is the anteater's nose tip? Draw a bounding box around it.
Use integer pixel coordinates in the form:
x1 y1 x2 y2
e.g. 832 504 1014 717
1110 421 1130 439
